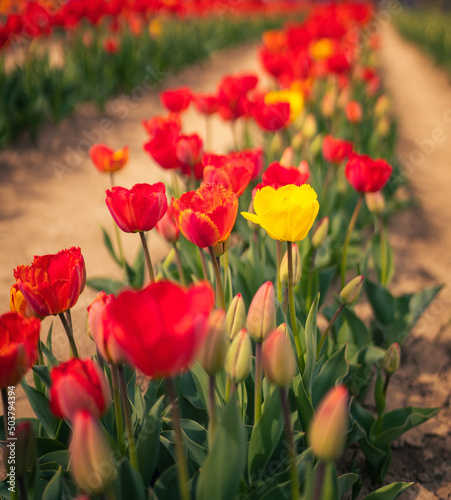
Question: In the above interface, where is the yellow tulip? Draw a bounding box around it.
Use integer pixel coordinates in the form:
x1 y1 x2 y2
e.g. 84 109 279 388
310 38 334 60
264 89 304 123
241 184 319 242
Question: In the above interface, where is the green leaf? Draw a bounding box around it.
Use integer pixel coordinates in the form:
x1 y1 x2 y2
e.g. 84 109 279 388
338 473 359 498
39 451 70 470
42 466 63 500
292 374 314 433
151 464 179 500
136 395 164 487
188 362 210 412
40 341 59 368
21 380 60 438
100 224 122 266
312 345 348 408
341 306 370 347
363 482 413 500
374 370 386 417
371 407 439 448
114 458 146 500
86 277 124 294
180 419 208 467
248 387 284 482
32 365 52 389
303 294 319 396
196 393 247 500
319 461 340 500
365 280 395 325
409 285 443 327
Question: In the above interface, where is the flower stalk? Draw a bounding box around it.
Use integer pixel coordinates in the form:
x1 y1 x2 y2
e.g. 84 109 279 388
111 365 126 457
254 342 263 424
117 365 138 470
341 193 364 288
287 241 304 372
58 311 79 358
208 246 226 310
317 304 344 355
280 387 299 500
139 231 155 283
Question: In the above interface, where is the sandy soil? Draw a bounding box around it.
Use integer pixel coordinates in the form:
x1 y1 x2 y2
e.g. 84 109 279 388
1 23 451 499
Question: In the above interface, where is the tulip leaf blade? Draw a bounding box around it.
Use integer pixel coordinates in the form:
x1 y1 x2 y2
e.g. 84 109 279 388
196 393 247 500
248 387 284 483
303 294 320 396
338 473 359 498
86 277 124 295
291 374 314 433
362 481 413 500
100 224 122 266
42 466 63 500
115 457 146 500
365 280 395 326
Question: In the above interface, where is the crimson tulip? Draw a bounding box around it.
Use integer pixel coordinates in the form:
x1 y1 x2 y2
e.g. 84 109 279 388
193 92 218 115
202 153 254 196
0 312 40 388
103 281 215 378
171 183 238 248
105 183 167 233
255 161 310 192
175 134 204 179
49 358 110 422
160 87 192 113
251 97 291 132
345 153 392 193
143 114 182 171
322 135 352 164
14 247 86 317
89 144 129 173
217 73 258 121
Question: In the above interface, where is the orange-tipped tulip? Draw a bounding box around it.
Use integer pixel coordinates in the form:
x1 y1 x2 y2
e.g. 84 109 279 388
262 324 296 387
89 144 128 173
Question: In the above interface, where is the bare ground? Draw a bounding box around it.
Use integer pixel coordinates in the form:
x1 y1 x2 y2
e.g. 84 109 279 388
0 24 451 498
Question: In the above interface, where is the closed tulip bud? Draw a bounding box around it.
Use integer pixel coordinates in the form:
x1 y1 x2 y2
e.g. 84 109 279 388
291 131 304 151
71 412 117 494
213 236 231 257
225 293 246 340
311 217 329 249
310 134 324 157
365 191 385 215
382 343 401 375
337 87 350 109
225 328 252 382
262 324 296 386
340 275 364 305
345 101 363 124
374 94 390 118
298 160 310 177
16 422 36 476
270 132 283 158
246 282 276 343
280 147 294 167
279 244 301 284
156 205 180 243
302 113 317 139
376 115 390 138
309 386 349 461
321 89 337 118
197 309 228 376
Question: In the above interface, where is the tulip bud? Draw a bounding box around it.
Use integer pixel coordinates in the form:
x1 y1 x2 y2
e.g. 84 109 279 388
156 205 180 243
321 89 337 118
311 217 329 249
374 94 390 118
246 282 276 342
225 328 252 382
382 343 401 376
310 133 324 157
269 132 283 158
309 386 349 461
291 131 304 151
279 244 301 284
340 275 364 305
365 191 385 215
225 293 246 340
376 115 390 138
337 87 350 109
302 113 317 139
16 422 36 477
280 147 294 167
262 324 296 387
71 412 117 494
197 309 228 376
345 101 363 124
298 160 310 177
213 236 231 257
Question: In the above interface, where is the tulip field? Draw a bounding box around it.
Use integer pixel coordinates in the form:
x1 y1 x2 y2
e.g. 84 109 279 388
2 1 451 500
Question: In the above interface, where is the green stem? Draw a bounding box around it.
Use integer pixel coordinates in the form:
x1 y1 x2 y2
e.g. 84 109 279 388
320 164 334 206
65 309 73 333
378 216 387 286
208 376 217 448
117 365 138 470
111 365 126 457
341 193 364 288
254 342 263 424
313 461 326 500
139 231 155 284
317 304 344 355
287 241 304 372
58 312 79 358
225 375 231 404
280 387 299 500
306 249 317 314
173 243 186 286
18 475 27 500
166 378 190 500
208 246 226 310
222 250 229 293
383 373 391 399
276 240 283 303
198 247 209 281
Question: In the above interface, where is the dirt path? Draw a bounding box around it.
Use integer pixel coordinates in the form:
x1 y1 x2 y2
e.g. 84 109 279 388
377 24 451 499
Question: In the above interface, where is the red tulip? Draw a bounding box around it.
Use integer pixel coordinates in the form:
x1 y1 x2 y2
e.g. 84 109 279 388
156 205 180 243
143 114 182 171
255 161 310 191
345 100 363 124
160 87 192 113
14 247 86 317
175 134 204 179
89 144 129 173
251 97 290 132
0 312 40 389
193 92 218 115
345 153 392 193
202 153 254 196
10 283 35 318
322 135 353 165
105 183 167 233
217 73 258 121
172 183 238 248
103 281 215 378
50 358 110 421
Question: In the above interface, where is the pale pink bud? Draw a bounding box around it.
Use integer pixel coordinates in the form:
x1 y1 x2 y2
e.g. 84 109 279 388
280 147 294 167
197 309 228 376
225 328 252 382
156 205 180 243
262 324 296 386
302 113 317 139
246 282 276 343
365 191 385 215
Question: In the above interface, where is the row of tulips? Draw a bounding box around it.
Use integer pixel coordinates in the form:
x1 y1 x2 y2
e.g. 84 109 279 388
1 2 441 499
0 7 299 147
